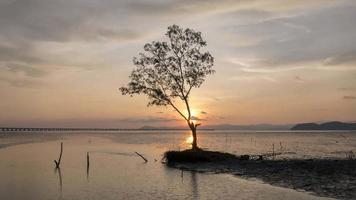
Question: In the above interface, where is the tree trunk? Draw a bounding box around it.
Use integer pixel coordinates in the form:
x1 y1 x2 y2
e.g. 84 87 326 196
187 120 200 150
191 127 198 150
187 121 198 150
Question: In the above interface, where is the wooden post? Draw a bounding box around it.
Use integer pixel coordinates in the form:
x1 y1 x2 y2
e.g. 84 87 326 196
86 152 90 182
225 133 228 146
54 142 63 168
272 143 275 160
87 152 90 171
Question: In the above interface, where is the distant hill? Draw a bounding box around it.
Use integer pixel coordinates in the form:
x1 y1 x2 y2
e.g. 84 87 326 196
139 123 293 130
140 121 356 131
139 126 188 130
203 124 293 130
291 121 356 130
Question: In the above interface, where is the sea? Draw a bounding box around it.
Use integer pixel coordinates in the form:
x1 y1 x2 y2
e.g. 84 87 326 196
1 130 355 200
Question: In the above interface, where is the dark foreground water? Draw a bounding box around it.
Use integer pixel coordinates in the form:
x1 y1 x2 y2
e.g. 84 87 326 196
1 130 355 200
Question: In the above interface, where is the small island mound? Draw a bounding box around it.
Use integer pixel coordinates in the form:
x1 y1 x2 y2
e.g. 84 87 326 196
164 149 250 163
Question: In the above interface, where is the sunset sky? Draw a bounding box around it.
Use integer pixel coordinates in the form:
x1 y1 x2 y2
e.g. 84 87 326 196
1 0 356 128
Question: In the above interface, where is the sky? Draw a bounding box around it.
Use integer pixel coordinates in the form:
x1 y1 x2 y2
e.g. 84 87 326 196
0 0 356 128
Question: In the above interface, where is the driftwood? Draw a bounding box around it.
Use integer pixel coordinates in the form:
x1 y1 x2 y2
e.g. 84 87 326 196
54 142 63 168
135 152 148 162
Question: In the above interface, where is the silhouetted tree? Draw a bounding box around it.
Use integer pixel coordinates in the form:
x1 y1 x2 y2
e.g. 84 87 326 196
120 25 214 150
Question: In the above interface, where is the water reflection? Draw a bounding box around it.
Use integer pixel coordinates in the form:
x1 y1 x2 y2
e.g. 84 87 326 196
179 169 199 199
54 167 62 198
190 171 199 199
86 166 90 182
185 135 194 144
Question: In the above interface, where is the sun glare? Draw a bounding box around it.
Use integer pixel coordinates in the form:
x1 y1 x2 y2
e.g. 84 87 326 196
191 109 197 117
185 135 194 144
190 109 198 125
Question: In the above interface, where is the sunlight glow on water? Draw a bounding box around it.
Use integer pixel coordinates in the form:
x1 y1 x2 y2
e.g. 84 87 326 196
185 135 194 144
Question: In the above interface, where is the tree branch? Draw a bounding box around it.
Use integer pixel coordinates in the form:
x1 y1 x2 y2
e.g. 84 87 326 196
168 101 188 121
183 97 191 120
152 75 188 122
185 83 194 99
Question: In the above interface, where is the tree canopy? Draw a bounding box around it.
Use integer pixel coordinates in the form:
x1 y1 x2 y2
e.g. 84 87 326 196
120 25 214 123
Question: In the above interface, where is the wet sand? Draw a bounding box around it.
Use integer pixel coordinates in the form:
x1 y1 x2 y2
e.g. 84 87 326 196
169 158 356 199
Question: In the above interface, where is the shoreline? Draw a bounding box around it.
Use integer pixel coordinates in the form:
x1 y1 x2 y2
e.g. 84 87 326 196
168 158 356 200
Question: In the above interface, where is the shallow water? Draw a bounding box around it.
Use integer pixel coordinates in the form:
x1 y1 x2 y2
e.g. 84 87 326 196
0 130 354 200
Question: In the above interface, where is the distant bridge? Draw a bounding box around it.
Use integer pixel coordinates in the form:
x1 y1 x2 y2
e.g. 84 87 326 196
0 127 213 132
0 127 133 132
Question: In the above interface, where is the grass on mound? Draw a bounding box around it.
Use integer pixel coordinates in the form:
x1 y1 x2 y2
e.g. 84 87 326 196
164 149 238 163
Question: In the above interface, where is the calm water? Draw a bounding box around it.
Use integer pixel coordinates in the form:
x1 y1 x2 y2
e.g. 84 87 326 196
1 130 355 200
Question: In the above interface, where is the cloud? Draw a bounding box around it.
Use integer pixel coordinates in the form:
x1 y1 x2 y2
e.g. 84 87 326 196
118 117 178 123
0 116 180 128
4 63 48 77
343 96 356 100
0 0 144 42
0 0 339 44
227 1 356 71
338 87 356 91
191 116 206 121
127 0 335 18
0 43 42 64
0 0 146 81
0 76 43 88
211 97 221 102
93 28 144 42
0 62 48 87
1 0 352 78
323 51 356 66
294 76 302 81
229 74 278 82
1 0 356 126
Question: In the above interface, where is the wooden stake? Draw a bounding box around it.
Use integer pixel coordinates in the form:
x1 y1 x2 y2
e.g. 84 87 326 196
86 152 90 182
272 143 275 160
54 142 63 168
87 152 90 170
